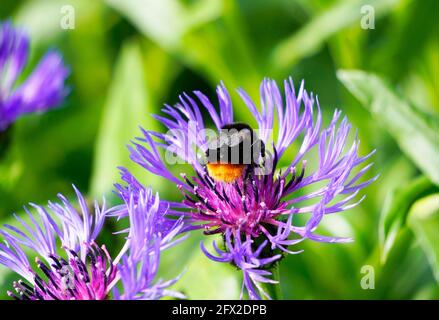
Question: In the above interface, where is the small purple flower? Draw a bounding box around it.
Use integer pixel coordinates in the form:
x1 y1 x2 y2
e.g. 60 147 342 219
120 77 377 299
0 20 69 132
0 186 185 300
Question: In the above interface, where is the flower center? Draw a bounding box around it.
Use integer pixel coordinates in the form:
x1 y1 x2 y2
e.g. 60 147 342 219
179 158 305 240
7 244 117 300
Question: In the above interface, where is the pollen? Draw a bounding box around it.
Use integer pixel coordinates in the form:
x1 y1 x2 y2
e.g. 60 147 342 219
206 163 245 183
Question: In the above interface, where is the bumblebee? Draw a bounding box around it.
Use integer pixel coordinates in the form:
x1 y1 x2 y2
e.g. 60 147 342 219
205 122 265 183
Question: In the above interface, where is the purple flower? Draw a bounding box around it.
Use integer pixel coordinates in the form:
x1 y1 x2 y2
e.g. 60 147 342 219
0 20 69 132
120 77 377 299
0 186 185 300
111 188 187 300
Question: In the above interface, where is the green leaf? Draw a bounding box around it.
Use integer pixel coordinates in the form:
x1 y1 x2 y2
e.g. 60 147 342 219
171 237 240 299
337 70 439 185
105 0 221 51
15 0 101 44
408 194 439 283
379 176 437 263
0 267 15 299
270 0 401 72
90 40 157 197
106 0 261 104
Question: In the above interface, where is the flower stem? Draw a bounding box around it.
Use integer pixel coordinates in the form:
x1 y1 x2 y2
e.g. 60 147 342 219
263 266 282 300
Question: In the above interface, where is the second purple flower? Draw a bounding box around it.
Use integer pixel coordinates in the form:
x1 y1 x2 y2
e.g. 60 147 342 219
0 21 69 132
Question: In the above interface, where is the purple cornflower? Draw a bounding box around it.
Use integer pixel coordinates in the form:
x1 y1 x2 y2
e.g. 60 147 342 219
0 186 185 300
0 21 69 132
111 187 186 300
120 77 377 299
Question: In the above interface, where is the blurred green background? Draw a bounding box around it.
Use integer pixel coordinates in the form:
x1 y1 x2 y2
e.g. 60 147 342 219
1 0 439 299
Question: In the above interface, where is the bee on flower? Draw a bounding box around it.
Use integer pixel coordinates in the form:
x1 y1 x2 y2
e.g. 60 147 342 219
117 77 377 299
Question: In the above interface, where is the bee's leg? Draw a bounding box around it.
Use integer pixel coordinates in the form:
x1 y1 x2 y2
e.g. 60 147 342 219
242 165 253 195
260 139 266 159
259 139 266 170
